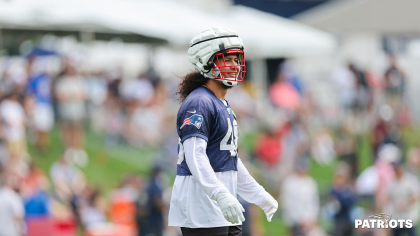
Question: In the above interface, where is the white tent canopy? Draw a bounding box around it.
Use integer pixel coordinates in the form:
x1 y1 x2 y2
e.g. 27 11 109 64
0 0 336 57
293 0 420 33
220 6 336 57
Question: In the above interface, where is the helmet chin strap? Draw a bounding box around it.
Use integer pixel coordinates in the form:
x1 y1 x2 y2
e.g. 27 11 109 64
212 76 238 87
221 80 238 87
200 68 239 87
210 69 239 87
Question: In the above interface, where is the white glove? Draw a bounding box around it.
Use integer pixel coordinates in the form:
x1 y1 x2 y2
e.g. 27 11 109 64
216 192 245 224
258 192 278 222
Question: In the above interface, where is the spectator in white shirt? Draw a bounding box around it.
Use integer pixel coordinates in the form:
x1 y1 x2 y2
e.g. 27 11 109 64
0 174 25 236
50 154 86 228
50 154 86 202
281 158 320 236
0 92 27 160
386 161 419 236
55 63 87 156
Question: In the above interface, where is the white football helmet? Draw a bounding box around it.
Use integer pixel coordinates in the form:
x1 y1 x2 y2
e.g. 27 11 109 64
188 27 246 87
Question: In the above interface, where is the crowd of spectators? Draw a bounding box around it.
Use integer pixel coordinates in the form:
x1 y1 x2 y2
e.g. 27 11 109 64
259 54 417 236
0 49 176 236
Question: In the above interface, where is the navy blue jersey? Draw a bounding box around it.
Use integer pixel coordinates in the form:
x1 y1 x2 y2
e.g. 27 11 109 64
176 86 238 176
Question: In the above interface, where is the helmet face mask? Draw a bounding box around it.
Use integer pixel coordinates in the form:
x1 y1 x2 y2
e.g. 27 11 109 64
210 49 246 83
188 27 246 87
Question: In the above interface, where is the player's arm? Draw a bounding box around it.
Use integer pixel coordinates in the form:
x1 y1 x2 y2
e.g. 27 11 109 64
237 158 278 222
183 136 245 224
183 136 228 199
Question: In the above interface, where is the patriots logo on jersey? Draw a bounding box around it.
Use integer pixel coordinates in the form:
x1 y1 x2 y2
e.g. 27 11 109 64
181 114 203 129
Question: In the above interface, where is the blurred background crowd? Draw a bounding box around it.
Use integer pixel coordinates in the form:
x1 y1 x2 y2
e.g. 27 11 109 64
1 0 420 236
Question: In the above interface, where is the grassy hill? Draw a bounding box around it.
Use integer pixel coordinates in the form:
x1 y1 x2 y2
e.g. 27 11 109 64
27 126 420 235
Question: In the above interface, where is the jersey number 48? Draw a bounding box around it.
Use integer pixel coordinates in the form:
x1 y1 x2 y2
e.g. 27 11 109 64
177 118 238 164
220 118 238 157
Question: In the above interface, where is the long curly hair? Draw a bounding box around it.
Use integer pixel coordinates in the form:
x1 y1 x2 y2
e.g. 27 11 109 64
176 71 209 102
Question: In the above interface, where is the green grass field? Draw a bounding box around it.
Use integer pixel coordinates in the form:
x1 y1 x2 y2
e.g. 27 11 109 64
27 126 420 235
28 128 158 193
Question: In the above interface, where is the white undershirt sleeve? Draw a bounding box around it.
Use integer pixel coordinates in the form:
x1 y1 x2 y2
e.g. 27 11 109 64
237 158 266 206
183 136 229 201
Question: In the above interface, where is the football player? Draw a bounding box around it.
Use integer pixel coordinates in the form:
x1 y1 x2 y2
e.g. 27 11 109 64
168 27 278 236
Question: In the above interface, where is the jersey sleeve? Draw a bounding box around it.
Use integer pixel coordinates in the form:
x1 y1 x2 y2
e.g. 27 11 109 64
183 136 229 200
177 99 214 143
237 158 266 206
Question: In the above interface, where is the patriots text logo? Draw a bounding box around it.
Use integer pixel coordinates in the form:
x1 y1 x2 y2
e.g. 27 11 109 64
181 114 203 129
